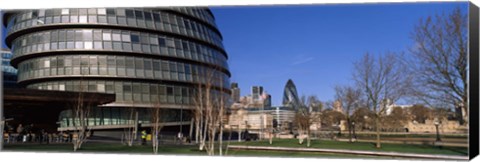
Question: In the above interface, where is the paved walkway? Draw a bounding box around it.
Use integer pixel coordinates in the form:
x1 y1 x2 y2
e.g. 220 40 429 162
227 145 468 160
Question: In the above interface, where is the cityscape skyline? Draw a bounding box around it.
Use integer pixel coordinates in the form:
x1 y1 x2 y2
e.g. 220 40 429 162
0 2 474 160
211 2 467 105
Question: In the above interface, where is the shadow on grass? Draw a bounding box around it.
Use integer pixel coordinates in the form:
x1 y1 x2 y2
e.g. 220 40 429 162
435 146 468 156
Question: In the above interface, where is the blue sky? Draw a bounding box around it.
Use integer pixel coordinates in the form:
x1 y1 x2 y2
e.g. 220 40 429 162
1 2 468 105
211 2 468 105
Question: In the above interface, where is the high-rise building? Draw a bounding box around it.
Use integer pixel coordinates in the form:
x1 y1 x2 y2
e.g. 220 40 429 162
1 48 18 88
282 79 300 108
263 93 271 108
252 86 263 101
3 8 231 131
231 82 240 103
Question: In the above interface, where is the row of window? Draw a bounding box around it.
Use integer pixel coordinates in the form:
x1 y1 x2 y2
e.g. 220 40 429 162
27 80 229 105
17 55 230 88
58 108 191 128
2 52 13 59
1 52 17 74
168 8 217 29
7 9 223 49
11 8 217 31
2 65 17 74
11 29 228 69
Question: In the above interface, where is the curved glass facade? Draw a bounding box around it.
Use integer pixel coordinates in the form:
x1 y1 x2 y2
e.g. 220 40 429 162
282 79 300 109
3 7 230 130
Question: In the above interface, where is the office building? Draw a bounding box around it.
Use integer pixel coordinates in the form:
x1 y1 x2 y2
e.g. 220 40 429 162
231 82 240 103
282 79 300 108
1 48 18 88
2 8 231 131
252 86 263 101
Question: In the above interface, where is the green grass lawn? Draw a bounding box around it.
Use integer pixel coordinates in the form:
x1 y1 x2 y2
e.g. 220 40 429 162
4 143 203 155
335 133 468 139
3 143 394 159
3 138 467 158
231 139 468 156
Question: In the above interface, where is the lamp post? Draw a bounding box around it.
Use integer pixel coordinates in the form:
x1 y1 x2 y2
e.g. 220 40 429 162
178 98 183 144
245 120 248 141
434 121 441 142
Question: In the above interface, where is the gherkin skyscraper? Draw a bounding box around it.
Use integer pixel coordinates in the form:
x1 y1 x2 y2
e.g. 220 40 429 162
282 79 300 109
3 8 231 131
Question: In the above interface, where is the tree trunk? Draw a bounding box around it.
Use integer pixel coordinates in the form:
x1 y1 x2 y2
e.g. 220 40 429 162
347 118 352 143
307 129 311 147
189 118 194 141
195 117 200 144
269 128 273 145
219 123 223 156
238 123 241 142
375 114 381 148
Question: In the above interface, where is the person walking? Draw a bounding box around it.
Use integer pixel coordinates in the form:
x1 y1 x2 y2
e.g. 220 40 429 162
141 130 147 145
177 132 183 145
16 124 24 142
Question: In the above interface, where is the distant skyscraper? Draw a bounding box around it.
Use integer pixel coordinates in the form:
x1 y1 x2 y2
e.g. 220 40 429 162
282 79 300 108
263 92 272 108
252 86 263 101
231 82 240 103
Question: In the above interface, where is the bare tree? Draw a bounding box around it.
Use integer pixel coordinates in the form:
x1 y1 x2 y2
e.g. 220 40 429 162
192 67 228 155
351 107 375 131
334 85 362 142
192 68 211 152
409 8 468 124
432 107 449 121
408 104 432 124
382 107 409 132
353 52 411 148
294 95 322 147
71 81 94 152
320 109 345 133
151 104 164 154
123 104 137 147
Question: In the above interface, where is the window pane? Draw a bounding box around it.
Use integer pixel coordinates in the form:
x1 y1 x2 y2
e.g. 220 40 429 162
131 34 139 43
144 12 152 21
135 10 143 19
88 8 97 15
103 33 111 40
79 16 87 23
158 38 166 46
153 13 160 21
116 9 125 16
98 8 106 15
93 30 102 40
112 33 121 41
61 9 69 15
125 10 134 18
121 34 130 42
106 9 115 15
84 41 93 49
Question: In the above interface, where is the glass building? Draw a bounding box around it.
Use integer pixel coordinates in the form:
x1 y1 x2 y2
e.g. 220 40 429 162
2 8 231 131
282 79 300 109
1 48 18 88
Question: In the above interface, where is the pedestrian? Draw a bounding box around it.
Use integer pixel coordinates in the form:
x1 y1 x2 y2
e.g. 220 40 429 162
177 132 183 144
141 130 147 145
16 124 24 142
